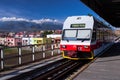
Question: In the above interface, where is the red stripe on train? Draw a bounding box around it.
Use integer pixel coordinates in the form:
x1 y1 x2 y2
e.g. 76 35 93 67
60 43 101 52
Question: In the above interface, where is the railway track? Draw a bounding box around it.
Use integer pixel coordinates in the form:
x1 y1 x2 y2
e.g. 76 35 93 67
7 58 89 80
7 58 66 80
34 60 82 80
32 60 90 80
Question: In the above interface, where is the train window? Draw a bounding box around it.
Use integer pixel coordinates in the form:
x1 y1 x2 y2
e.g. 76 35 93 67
91 29 96 42
64 30 77 37
62 30 77 40
96 30 100 40
77 29 91 39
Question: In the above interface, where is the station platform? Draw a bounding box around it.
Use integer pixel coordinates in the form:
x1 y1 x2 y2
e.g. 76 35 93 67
74 43 120 80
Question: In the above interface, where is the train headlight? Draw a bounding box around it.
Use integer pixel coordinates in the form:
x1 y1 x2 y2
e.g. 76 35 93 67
84 45 89 48
62 45 66 48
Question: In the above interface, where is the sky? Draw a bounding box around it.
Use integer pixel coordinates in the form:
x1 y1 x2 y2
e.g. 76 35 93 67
0 0 99 22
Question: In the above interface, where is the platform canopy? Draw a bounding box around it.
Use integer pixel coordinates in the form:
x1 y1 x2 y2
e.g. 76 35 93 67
80 0 120 27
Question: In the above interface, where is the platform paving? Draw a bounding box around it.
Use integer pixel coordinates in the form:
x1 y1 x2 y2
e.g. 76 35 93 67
74 43 120 80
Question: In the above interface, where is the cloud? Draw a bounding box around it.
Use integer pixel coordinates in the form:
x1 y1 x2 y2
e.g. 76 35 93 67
0 17 29 22
31 18 60 24
0 17 62 24
0 8 63 24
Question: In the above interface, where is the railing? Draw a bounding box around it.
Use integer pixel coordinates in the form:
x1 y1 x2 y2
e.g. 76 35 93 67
0 43 60 70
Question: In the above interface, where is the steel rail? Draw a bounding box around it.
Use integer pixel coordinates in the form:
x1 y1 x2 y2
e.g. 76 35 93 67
33 60 87 80
7 58 68 80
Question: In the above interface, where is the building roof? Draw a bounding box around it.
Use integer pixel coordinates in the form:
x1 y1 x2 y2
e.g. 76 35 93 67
80 0 120 27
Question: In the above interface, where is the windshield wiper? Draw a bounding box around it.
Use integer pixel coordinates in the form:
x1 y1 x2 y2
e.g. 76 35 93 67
63 38 69 42
81 39 87 42
66 39 69 42
77 34 90 42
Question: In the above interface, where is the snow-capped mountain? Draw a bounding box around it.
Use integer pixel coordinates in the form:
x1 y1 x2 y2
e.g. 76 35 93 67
0 17 63 32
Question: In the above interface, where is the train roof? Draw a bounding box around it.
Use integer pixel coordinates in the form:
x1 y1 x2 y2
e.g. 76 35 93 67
63 15 94 29
63 15 115 30
64 15 94 22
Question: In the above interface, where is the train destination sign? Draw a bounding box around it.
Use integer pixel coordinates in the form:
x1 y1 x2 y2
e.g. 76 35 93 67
71 24 85 28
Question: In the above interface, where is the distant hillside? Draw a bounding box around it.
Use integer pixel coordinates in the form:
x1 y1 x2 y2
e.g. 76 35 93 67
0 17 63 32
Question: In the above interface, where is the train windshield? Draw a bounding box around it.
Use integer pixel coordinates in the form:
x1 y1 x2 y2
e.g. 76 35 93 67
62 29 91 41
77 29 91 39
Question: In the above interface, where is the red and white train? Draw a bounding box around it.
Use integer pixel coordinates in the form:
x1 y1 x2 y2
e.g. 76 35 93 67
60 15 115 60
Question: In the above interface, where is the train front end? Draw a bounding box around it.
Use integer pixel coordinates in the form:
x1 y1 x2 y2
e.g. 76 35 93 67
60 16 94 60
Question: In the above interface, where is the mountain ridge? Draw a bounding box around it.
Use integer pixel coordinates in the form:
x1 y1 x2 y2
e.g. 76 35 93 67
0 17 63 32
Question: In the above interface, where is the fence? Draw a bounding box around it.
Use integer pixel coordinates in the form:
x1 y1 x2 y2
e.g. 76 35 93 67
0 43 60 70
